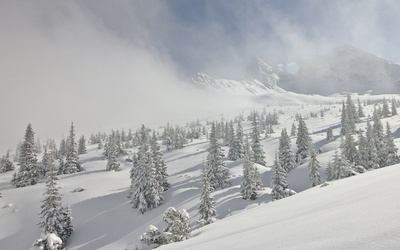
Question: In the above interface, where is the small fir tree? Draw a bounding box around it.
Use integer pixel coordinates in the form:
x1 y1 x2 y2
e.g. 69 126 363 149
270 154 291 201
326 126 334 142
106 132 120 171
357 97 365 118
250 112 266 166
64 122 82 174
384 122 399 166
278 128 296 173
382 98 390 118
78 135 87 155
296 116 312 163
290 122 297 137
163 207 191 243
308 149 322 187
151 131 170 191
0 150 14 173
391 98 398 116
198 163 217 226
13 123 40 187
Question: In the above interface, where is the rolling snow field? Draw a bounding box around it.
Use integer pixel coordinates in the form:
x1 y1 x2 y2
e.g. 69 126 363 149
1 93 400 249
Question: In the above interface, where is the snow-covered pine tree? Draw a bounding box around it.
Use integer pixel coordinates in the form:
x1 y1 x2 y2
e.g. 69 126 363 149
346 92 359 124
129 125 163 214
270 154 292 201
372 108 386 167
326 150 355 181
31 233 64 250
342 125 360 165
384 121 399 166
64 122 82 174
198 162 217 226
106 131 120 171
163 207 191 243
140 225 168 248
357 97 365 118
38 154 73 244
0 150 14 173
241 138 258 200
326 126 334 142
366 119 380 169
78 135 87 155
206 122 230 190
278 128 296 173
290 122 296 137
59 139 66 158
391 98 398 116
296 116 312 163
340 101 347 135
151 131 170 191
357 129 369 168
13 123 40 187
382 98 390 118
308 149 321 187
250 112 266 166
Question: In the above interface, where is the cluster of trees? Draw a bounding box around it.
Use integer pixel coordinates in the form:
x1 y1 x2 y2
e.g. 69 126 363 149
128 125 170 214
0 150 14 173
140 207 191 248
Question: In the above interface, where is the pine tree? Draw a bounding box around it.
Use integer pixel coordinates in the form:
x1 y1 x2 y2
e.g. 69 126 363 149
106 131 120 171
198 163 217 226
13 123 40 187
140 225 168 248
342 127 360 165
308 149 321 187
64 123 82 174
250 112 266 166
38 155 73 244
151 131 170 191
365 119 380 169
326 150 355 181
296 116 312 163
340 101 347 135
290 122 296 137
326 126 334 142
346 92 358 124
270 154 291 201
206 123 230 190
357 129 369 168
163 207 191 243
382 98 390 118
372 108 385 167
78 136 87 155
241 138 262 200
59 139 66 158
357 97 365 118
278 128 296 173
391 98 398 116
384 121 399 166
0 150 14 173
129 125 163 214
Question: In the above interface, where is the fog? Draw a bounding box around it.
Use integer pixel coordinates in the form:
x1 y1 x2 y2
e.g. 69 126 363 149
1 0 400 153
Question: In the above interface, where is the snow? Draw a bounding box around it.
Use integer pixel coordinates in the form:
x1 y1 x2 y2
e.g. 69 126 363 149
1 92 400 249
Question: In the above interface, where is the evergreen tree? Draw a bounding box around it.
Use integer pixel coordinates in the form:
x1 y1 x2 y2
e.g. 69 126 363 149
385 121 399 166
106 131 120 171
342 127 360 165
372 108 386 167
78 136 87 155
59 139 66 158
357 129 369 168
13 123 40 187
296 116 312 163
129 125 163 214
241 138 263 200
270 154 291 201
326 126 334 142
346 92 358 124
391 98 398 116
163 207 191 243
206 123 230 190
38 155 73 244
250 112 266 166
382 98 390 118
0 150 14 173
31 233 64 250
357 97 365 118
140 225 168 248
290 122 296 137
151 131 170 191
278 128 296 173
64 123 82 174
198 163 217 225
340 101 347 135
326 150 355 181
308 149 321 187
365 119 380 169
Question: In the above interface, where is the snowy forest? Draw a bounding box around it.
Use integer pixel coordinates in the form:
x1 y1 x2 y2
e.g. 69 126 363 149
1 92 400 249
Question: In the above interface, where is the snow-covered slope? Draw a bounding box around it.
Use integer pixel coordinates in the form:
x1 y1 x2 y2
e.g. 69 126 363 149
1 93 400 250
279 44 400 95
160 164 400 250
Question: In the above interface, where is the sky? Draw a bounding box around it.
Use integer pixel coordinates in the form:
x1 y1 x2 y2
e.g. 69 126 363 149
1 0 400 153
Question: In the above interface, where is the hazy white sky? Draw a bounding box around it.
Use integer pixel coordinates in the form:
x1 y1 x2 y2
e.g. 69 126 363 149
1 0 400 153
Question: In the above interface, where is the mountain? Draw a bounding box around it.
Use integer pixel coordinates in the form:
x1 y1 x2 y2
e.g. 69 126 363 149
191 58 283 95
278 44 400 95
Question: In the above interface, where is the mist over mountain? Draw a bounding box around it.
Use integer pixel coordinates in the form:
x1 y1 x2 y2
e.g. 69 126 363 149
278 44 400 95
192 45 400 96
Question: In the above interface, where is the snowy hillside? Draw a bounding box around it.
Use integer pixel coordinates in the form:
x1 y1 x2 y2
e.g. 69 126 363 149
279 44 400 95
1 93 400 250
